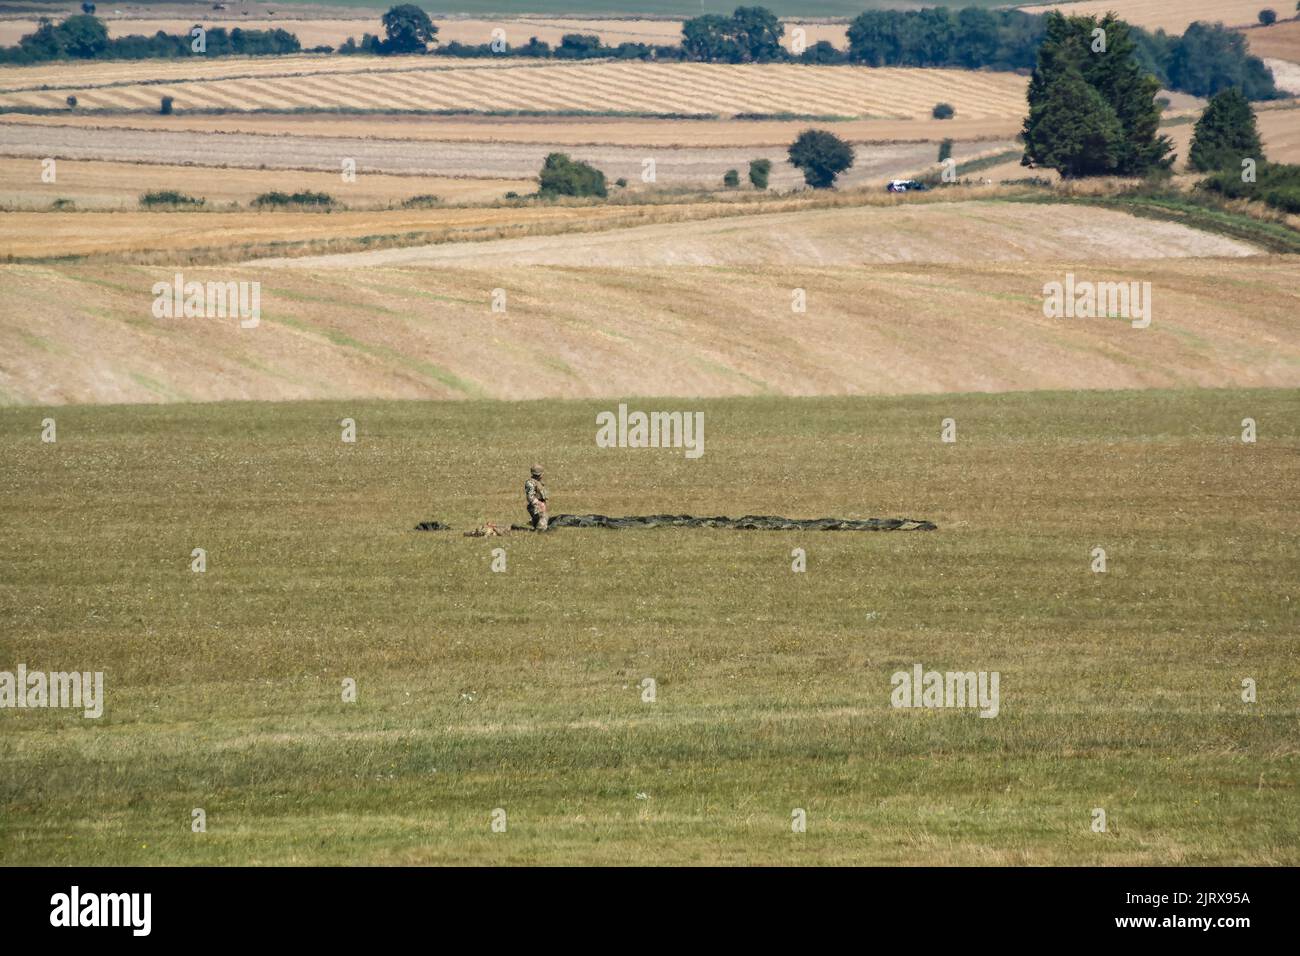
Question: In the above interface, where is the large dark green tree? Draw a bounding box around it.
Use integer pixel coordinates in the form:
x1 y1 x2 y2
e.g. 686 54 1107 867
1022 64 1124 178
1188 87 1264 172
380 5 437 54
788 129 855 189
682 7 783 63
1021 13 1172 177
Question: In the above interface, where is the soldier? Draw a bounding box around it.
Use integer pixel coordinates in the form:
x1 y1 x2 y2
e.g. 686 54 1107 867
525 463 549 531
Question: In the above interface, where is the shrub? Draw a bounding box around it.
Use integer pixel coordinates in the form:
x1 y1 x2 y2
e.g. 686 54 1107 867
252 190 335 207
400 194 441 208
614 177 628 188
1258 9 1277 25
1199 161 1300 213
787 129 854 189
723 168 740 187
160 95 173 114
937 139 953 163
537 152 607 198
748 158 772 189
140 190 205 207
65 94 77 108
932 102 955 120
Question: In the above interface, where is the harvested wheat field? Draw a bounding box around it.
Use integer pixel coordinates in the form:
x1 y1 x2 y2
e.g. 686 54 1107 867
0 112 1027 148
1247 21 1300 64
0 60 1030 120
260 200 1260 269
2 251 1296 405
0 122 1015 197
0 53 520 93
0 157 530 209
1018 0 1272 33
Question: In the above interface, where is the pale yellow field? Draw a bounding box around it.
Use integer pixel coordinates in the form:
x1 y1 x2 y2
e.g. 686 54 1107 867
0 16 850 51
1248 21 1300 63
2 248 1297 405
0 157 529 209
0 59 1030 120
0 52 519 93
0 111 1027 148
264 200 1258 270
1018 0 1275 33
0 185 1026 261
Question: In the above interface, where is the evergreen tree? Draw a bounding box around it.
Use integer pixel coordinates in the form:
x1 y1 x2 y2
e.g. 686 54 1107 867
1188 87 1264 171
1021 13 1171 177
1022 62 1125 178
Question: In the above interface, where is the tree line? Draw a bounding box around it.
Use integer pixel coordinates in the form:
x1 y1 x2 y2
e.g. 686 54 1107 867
0 4 1281 102
0 14 300 63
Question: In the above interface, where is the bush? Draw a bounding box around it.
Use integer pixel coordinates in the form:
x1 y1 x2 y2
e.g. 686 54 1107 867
723 168 740 188
252 190 335 207
1199 161 1300 213
537 152 607 198
748 158 772 189
140 190 205 207
160 95 173 115
1258 9 1277 25
788 129 854 189
932 102 955 120
799 40 845 65
614 177 628 188
400 194 441 208
65 94 77 108
937 139 953 163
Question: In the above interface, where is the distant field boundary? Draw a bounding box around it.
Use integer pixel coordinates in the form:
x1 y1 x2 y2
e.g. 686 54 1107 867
1017 189 1300 254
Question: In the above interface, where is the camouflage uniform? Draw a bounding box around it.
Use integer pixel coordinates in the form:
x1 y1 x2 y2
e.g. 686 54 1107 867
525 465 549 531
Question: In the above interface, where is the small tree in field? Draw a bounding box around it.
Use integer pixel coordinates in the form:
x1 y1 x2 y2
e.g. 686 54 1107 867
160 95 174 115
788 129 855 188
1258 9 1277 25
723 168 740 187
66 95 77 109
537 152 607 198
748 158 772 189
932 102 955 119
937 139 953 163
1189 87 1264 171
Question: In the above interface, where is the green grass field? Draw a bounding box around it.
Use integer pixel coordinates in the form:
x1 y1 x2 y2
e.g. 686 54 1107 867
1 387 1297 865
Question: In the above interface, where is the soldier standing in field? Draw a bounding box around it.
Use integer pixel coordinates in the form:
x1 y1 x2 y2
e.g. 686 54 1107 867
525 464 549 531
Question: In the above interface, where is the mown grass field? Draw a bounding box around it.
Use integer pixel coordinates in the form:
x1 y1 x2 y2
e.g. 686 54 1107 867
1 388 1296 865
0 59 1029 119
